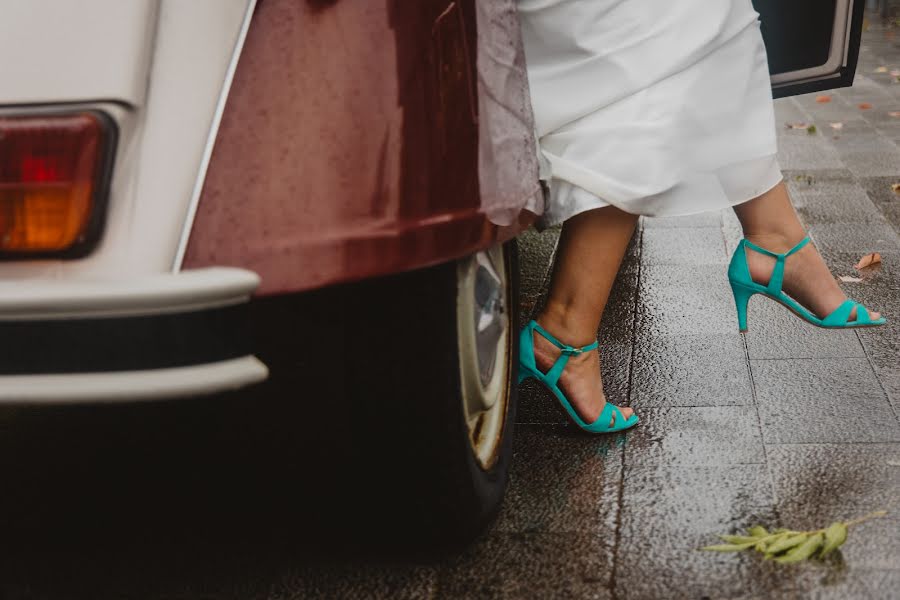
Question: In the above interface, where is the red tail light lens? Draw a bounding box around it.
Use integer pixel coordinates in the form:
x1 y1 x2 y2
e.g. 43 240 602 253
0 112 115 257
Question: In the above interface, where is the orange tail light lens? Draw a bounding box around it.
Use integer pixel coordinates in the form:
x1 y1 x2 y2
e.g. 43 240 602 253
0 112 115 257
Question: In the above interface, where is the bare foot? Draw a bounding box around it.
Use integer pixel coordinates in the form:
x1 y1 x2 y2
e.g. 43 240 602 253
744 233 881 322
530 321 634 428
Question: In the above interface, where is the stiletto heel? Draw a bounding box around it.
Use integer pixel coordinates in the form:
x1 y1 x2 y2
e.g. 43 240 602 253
518 320 639 434
730 281 755 333
727 236 887 330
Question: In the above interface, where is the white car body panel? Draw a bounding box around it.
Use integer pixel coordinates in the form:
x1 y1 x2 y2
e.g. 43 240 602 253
0 0 158 107
0 0 263 402
0 357 268 404
0 0 253 279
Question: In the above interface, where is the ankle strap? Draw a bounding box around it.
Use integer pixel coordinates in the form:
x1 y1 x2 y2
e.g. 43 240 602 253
530 321 599 356
742 236 810 296
743 236 810 259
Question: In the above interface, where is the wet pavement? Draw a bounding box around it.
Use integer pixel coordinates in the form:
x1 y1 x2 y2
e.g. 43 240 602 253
3 20 900 600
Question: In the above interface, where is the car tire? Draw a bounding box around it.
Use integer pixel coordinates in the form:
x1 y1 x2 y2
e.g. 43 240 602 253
347 241 519 544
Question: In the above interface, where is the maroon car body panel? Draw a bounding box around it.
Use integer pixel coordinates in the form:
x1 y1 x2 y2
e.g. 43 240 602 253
183 0 541 295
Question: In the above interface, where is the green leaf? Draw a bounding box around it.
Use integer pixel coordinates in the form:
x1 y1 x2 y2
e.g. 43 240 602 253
821 522 848 557
720 535 759 544
777 533 824 563
748 526 768 538
701 541 758 552
765 533 809 556
807 125 818 135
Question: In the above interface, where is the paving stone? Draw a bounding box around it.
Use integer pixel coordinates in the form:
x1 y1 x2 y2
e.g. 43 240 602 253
495 425 622 535
436 532 614 599
615 464 780 600
859 174 900 208
743 295 867 360
859 175 900 230
776 126 845 171
636 265 736 336
766 444 900 571
836 73 899 113
641 227 727 265
624 406 764 466
768 568 900 600
882 374 900 413
270 563 437 600
809 223 900 255
794 91 864 124
774 97 811 125
783 169 889 225
826 121 900 177
518 227 560 323
750 359 900 444
599 272 639 347
642 213 722 229
720 207 744 256
631 334 754 407
858 324 900 379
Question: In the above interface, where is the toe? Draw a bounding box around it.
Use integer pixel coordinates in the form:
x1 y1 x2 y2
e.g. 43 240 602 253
851 307 882 322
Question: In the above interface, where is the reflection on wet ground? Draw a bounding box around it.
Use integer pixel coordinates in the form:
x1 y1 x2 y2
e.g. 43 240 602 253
3 22 900 600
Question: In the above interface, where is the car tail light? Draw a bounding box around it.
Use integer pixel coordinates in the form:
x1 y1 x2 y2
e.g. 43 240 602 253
0 112 115 257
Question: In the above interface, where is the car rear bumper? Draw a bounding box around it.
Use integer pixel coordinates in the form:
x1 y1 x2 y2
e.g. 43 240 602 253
0 267 268 404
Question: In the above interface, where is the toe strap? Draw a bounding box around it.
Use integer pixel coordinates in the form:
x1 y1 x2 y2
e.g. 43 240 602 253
821 299 877 326
822 299 859 327
855 303 872 325
596 402 621 430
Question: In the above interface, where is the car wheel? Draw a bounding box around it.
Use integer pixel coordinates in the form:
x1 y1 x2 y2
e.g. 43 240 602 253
348 241 519 543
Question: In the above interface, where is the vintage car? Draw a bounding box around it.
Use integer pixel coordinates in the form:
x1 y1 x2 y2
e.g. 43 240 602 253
0 0 866 539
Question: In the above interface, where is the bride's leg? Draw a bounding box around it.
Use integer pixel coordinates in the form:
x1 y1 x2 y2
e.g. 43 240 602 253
732 181 881 321
533 206 639 423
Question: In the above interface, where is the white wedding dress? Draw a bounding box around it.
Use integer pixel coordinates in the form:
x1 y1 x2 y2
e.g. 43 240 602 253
517 0 783 225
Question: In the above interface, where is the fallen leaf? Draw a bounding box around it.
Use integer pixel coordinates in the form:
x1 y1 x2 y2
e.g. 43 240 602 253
786 122 810 130
839 275 864 283
859 103 874 110
887 460 900 467
821 523 848 558
816 95 832 103
829 122 844 130
806 124 817 135
890 111 900 118
891 183 900 193
855 252 883 270
891 70 900 77
876 66 889 73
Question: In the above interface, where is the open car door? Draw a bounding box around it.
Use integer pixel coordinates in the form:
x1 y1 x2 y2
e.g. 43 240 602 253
753 0 867 98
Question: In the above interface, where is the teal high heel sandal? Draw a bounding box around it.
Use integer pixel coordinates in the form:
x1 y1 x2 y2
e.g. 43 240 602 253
728 236 887 332
518 320 639 434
